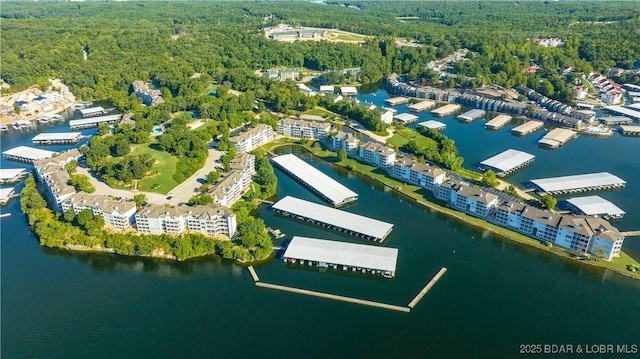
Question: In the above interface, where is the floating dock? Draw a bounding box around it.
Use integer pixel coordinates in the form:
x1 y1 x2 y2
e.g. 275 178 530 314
603 106 640 121
385 97 410 106
566 195 625 219
3 146 56 163
340 86 358 96
484 115 512 130
32 132 83 145
256 282 410 313
407 267 447 309
538 128 577 148
272 196 394 242
247 265 260 282
530 172 626 195
511 120 544 136
0 187 16 206
393 113 418 124
479 149 535 177
69 114 121 130
598 116 632 125
77 106 106 117
619 125 640 136
283 236 398 278
271 154 358 207
432 104 461 117
408 100 436 113
0 168 27 184
457 109 486 122
417 120 446 131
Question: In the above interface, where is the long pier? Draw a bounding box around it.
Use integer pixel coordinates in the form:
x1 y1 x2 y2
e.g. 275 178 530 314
621 231 640 237
247 265 260 282
408 267 447 309
256 282 410 313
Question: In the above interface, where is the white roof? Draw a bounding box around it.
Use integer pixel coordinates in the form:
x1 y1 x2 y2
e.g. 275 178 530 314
271 154 358 206
566 196 625 217
480 149 535 173
417 120 445 129
531 172 626 193
283 236 398 272
319 85 334 92
297 83 312 92
598 116 632 124
0 187 15 201
0 168 27 180
627 91 640 97
604 106 640 119
340 86 358 95
69 114 121 127
393 113 418 123
273 196 393 240
458 109 485 120
32 132 82 141
3 146 56 160
78 106 105 115
628 103 640 110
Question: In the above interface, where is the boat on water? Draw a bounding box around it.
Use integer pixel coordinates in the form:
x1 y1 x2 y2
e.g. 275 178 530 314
10 120 34 131
71 101 93 110
37 115 53 124
0 124 8 132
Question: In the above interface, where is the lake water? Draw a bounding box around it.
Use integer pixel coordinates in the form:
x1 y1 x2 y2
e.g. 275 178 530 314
1 92 639 358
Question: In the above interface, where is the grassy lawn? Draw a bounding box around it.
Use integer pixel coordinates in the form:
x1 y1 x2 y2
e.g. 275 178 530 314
329 31 369 42
387 133 409 147
266 139 640 279
304 108 333 118
457 167 483 181
127 140 179 194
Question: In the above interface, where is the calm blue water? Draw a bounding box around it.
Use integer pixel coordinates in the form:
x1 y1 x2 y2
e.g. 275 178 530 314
2 92 639 358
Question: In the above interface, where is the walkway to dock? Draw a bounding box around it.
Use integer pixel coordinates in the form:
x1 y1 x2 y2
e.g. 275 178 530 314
247 265 260 282
256 282 410 313
621 231 640 237
408 267 447 308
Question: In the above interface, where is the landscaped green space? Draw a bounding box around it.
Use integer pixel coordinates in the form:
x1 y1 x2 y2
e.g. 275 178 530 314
303 108 332 118
329 31 369 42
127 141 179 194
386 133 409 147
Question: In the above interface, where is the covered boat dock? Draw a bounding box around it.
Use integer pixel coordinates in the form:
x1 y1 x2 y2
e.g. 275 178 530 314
0 168 27 184
511 120 543 136
271 154 358 207
0 187 16 206
69 114 121 130
417 120 446 131
77 106 106 117
530 172 626 195
3 146 56 163
538 128 577 148
479 149 535 177
385 97 409 106
619 125 640 136
457 109 486 122
432 104 461 117
566 195 625 219
283 236 398 278
393 113 418 124
32 132 83 145
272 196 394 242
408 100 436 112
484 115 512 130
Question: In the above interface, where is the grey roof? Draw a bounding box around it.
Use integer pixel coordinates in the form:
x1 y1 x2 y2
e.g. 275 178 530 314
531 172 626 193
3 146 56 160
458 109 486 120
272 154 357 205
283 236 398 272
69 114 121 127
480 149 535 173
393 113 418 123
32 132 82 141
0 168 27 180
566 196 625 217
604 106 640 119
598 116 632 124
417 120 446 130
78 106 105 116
272 196 393 240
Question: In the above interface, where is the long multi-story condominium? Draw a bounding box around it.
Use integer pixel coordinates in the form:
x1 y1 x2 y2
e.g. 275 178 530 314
332 131 360 153
494 200 624 260
391 157 446 191
207 171 245 207
229 124 274 153
229 153 256 189
61 193 137 230
359 141 396 168
276 118 330 139
450 184 499 218
130 80 164 106
33 149 83 212
135 203 237 238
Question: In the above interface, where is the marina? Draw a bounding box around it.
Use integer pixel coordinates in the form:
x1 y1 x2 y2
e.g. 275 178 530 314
479 149 535 177
484 114 512 130
11 120 34 131
282 236 399 278
603 106 640 121
271 154 358 207
77 106 107 117
598 116 632 125
417 120 446 131
0 187 16 206
393 112 419 124
0 168 27 184
408 100 436 113
0 124 8 132
530 172 626 195
511 120 544 136
566 195 625 219
619 125 640 136
69 114 121 129
37 114 64 124
538 128 577 148
457 109 486 122
385 97 410 106
431 104 461 117
2 146 56 163
272 196 394 242
32 132 83 145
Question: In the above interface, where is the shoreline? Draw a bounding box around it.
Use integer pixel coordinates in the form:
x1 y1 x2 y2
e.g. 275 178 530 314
269 142 640 281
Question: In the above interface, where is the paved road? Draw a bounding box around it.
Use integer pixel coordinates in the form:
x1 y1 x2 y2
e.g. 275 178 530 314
78 148 224 206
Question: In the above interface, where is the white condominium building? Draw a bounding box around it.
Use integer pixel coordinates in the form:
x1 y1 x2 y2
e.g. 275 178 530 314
229 124 274 153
